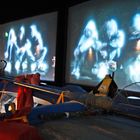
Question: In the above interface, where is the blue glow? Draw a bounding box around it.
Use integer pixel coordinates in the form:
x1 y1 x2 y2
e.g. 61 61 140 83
67 0 140 91
71 18 125 81
3 12 57 81
4 24 48 75
130 13 140 40
133 13 140 32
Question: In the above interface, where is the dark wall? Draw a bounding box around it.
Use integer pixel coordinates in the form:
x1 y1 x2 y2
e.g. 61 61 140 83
0 0 88 24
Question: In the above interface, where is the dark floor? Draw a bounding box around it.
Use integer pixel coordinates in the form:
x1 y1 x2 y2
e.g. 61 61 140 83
37 114 140 140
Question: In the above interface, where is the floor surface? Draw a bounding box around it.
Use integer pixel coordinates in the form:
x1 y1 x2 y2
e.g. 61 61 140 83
37 114 140 140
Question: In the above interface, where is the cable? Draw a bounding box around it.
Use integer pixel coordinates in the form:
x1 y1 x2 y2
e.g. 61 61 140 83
122 82 140 91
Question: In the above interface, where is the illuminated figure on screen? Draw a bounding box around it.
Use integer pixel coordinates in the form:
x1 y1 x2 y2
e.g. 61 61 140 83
102 19 125 61
127 13 140 83
128 54 140 83
71 20 102 79
130 13 140 40
19 26 25 41
4 24 49 75
4 28 19 60
91 19 125 80
30 24 48 73
4 28 20 73
15 26 35 73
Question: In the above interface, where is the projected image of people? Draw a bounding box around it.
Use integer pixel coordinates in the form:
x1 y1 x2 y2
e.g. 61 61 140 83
130 13 140 40
102 19 125 61
67 0 140 91
30 24 48 73
71 20 103 79
3 12 57 81
71 18 125 81
126 13 140 84
4 28 19 73
15 26 35 73
4 24 48 76
96 18 125 78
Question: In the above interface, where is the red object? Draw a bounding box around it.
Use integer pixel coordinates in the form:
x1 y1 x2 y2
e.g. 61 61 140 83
3 73 40 122
1 74 42 139
15 73 40 112
17 86 33 111
0 122 43 140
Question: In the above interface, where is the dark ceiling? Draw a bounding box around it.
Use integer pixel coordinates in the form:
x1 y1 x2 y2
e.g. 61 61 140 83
0 0 88 24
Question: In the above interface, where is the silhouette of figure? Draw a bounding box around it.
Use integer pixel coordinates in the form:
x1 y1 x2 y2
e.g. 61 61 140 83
15 26 35 73
71 20 102 79
101 19 125 61
30 25 48 73
4 28 20 74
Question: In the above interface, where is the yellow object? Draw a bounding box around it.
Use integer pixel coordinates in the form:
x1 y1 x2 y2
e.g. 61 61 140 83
4 115 28 123
97 75 112 96
8 103 16 114
95 93 107 97
56 92 64 104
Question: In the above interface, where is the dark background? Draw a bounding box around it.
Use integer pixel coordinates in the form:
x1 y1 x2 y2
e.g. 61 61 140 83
0 0 89 24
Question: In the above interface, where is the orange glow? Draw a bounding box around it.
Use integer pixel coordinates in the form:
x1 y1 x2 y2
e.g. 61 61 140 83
35 45 40 56
88 48 93 61
136 40 140 51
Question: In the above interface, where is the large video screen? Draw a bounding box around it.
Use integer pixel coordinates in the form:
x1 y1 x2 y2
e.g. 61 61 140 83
2 12 57 81
66 0 140 91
